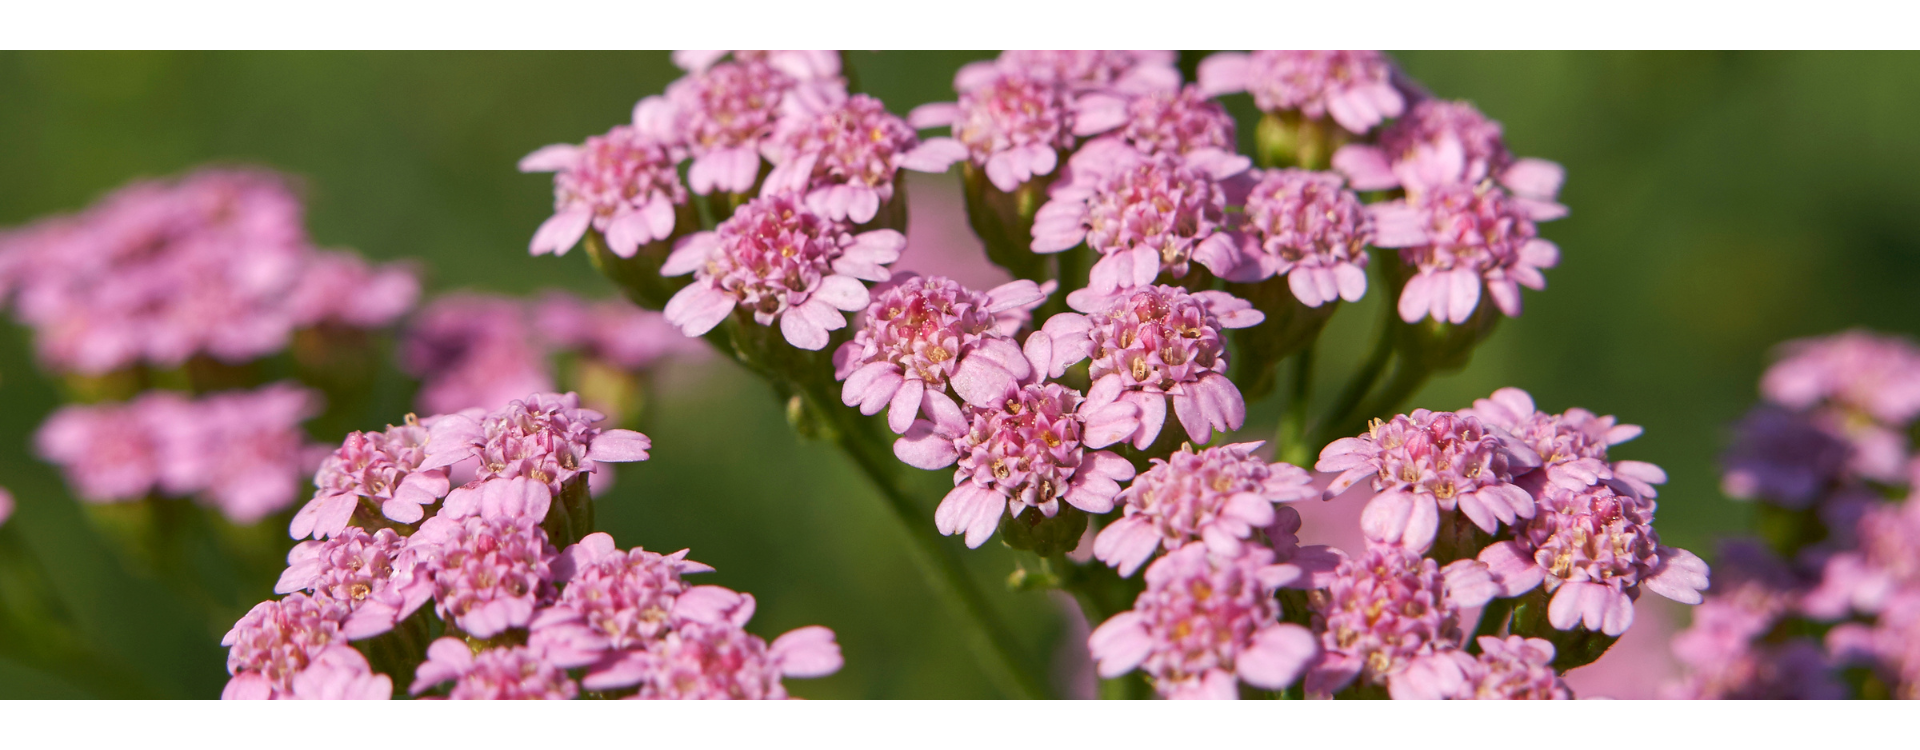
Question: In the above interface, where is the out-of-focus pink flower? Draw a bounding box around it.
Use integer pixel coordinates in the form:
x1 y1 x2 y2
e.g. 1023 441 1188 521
908 70 1078 193
422 392 651 498
1226 169 1372 307
1804 497 1920 619
1317 409 1540 551
292 417 450 539
634 54 846 196
1479 480 1709 636
1046 285 1263 448
661 195 900 351
1665 555 1845 701
1094 442 1317 577
1089 542 1318 699
35 398 170 503
147 382 325 524
1761 330 1920 428
410 512 556 639
1830 591 1920 698
1719 405 1853 509
532 291 705 372
1390 636 1571 700
987 50 1181 98
1370 181 1561 324
221 592 351 699
520 124 689 258
1305 544 1494 696
1463 387 1668 498
1333 99 1566 212
761 94 966 223
411 638 579 699
1198 50 1404 135
286 250 420 330
1031 142 1245 301
833 274 1047 434
1080 85 1246 171
0 488 11 528
527 532 713 666
401 293 554 415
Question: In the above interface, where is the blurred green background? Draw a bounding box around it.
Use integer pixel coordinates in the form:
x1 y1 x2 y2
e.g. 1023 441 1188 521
1 51 1916 698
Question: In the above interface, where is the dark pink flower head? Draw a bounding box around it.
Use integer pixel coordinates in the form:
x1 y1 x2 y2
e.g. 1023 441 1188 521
660 195 901 351
149 382 325 525
286 250 420 330
1317 409 1541 551
1089 542 1318 699
1046 286 1263 449
221 592 350 699
1719 405 1852 509
411 512 557 639
1228 169 1372 307
620 621 842 700
527 532 714 666
1094 442 1317 577
400 293 554 415
423 392 651 499
34 397 169 503
1762 329 1920 428
1103 86 1242 162
761 94 966 224
411 638 578 700
1334 99 1567 211
532 291 704 371
908 71 1076 193
1390 636 1572 700
275 526 410 606
1370 181 1561 324
519 124 688 258
1197 50 1404 135
1463 387 1668 499
1033 144 1245 303
634 55 845 196
291 416 451 540
1479 480 1710 636
1305 545 1495 695
988 50 1181 97
833 275 1049 434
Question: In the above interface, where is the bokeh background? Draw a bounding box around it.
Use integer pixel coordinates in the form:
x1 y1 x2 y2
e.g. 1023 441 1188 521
1 51 1916 698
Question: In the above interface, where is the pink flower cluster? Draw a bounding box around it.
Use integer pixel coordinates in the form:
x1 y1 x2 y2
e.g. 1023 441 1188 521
1225 169 1373 307
533 290 709 372
1304 544 1495 696
0 168 418 375
1093 442 1317 576
225 400 841 700
1199 50 1406 135
35 382 326 523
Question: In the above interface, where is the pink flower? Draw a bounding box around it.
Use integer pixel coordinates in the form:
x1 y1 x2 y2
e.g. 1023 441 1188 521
1304 545 1495 695
1665 566 1845 701
275 526 413 607
285 250 420 330
1031 143 1245 303
410 512 557 639
0 488 11 528
1087 85 1244 167
1088 542 1318 699
1389 637 1571 700
400 293 554 415
1804 498 1920 619
282 645 392 700
617 621 843 700
1226 169 1372 307
1827 592 1920 698
1197 50 1404 135
532 291 705 371
527 532 714 666
1094 442 1318 577
1478 480 1710 636
519 124 688 258
221 592 350 699
411 638 578 699
1370 181 1561 324
291 417 451 539
148 382 326 524
34 398 169 503
421 392 652 497
1046 286 1263 448
1333 99 1567 212
1761 330 1920 428
1319 409 1541 552
634 55 846 196
1463 387 1668 498
761 93 966 223
832 274 1047 433
908 71 1077 193
987 50 1180 97
1719 405 1853 509
660 195 901 351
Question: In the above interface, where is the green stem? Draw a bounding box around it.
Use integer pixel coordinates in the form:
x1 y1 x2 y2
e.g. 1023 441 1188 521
1274 346 1315 467
1309 305 1395 449
1344 360 1432 437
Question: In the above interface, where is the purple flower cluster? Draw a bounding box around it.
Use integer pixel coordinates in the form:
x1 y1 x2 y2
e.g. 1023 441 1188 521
0 168 417 375
36 383 326 523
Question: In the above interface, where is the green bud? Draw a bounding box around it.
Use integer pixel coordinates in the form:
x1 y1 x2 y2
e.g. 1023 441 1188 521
1225 277 1337 401
998 504 1088 557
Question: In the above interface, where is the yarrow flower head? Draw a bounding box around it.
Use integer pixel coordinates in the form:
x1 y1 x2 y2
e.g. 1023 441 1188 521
909 70 1077 193
1463 387 1668 498
986 50 1181 97
221 592 352 699
1761 330 1920 427
761 94 966 224
1198 50 1405 135
1719 405 1853 509
1088 542 1318 699
1226 168 1373 307
1369 180 1562 324
1804 495 1920 620
528 532 714 666
1045 286 1263 448
660 194 902 351
1478 480 1710 636
1103 85 1242 161
833 274 1047 434
34 397 171 504
1390 636 1572 699
285 250 420 331
411 511 557 639
614 620 842 700
1335 99 1568 210
1318 409 1541 551
1094 442 1317 577
633 54 846 196
291 417 451 540
412 638 578 700
519 124 688 258
1305 544 1495 696
1032 143 1246 304
400 293 554 415
423 392 653 497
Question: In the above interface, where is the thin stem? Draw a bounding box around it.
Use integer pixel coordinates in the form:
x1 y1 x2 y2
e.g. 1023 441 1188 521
1309 306 1395 449
1274 346 1315 467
